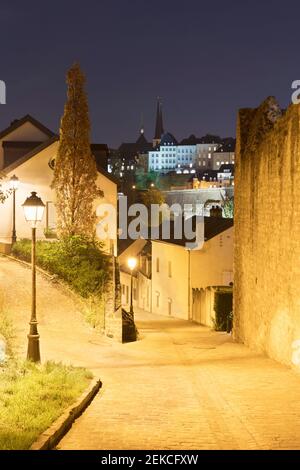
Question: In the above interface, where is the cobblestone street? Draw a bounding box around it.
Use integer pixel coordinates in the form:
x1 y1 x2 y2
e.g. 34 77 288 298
1 257 300 450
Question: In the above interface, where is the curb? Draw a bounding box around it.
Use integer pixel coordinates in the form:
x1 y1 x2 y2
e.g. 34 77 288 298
30 377 102 450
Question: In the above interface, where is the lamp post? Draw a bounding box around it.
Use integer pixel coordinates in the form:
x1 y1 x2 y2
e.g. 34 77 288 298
9 175 19 244
127 257 137 317
22 192 45 362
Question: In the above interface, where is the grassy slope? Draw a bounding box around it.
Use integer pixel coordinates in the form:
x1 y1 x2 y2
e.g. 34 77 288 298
0 361 92 450
0 290 92 450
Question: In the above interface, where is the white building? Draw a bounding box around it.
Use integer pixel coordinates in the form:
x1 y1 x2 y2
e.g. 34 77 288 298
118 238 152 313
148 133 197 173
151 216 233 321
0 115 118 255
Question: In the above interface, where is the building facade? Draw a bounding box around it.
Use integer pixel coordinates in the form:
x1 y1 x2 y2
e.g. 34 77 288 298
151 217 234 320
0 115 118 255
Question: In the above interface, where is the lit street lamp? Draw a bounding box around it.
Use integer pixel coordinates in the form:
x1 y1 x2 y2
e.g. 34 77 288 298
127 257 137 317
22 192 45 362
9 175 19 244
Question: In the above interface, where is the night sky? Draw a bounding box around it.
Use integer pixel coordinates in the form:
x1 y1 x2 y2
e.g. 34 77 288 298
1 0 300 147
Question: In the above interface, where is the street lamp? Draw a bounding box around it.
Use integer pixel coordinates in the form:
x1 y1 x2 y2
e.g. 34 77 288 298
9 175 19 244
127 257 137 316
22 192 45 362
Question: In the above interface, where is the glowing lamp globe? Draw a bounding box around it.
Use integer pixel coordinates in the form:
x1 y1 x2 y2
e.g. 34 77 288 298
22 192 45 226
10 174 19 191
127 257 137 271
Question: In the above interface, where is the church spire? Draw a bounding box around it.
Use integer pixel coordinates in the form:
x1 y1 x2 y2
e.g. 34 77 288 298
140 112 144 135
153 97 164 147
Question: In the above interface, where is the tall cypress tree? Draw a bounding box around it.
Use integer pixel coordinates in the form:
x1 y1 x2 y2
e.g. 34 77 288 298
52 63 102 238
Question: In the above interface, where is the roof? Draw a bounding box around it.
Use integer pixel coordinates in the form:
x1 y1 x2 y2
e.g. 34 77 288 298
181 134 222 145
0 114 55 140
214 140 236 153
118 133 152 159
3 136 59 172
160 132 177 146
152 216 233 247
2 140 43 148
193 170 218 181
91 143 109 152
3 135 118 185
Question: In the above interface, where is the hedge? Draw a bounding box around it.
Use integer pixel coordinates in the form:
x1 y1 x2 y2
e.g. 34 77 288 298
11 236 110 299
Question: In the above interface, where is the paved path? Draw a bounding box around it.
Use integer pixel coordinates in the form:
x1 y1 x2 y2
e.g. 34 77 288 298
1 256 300 449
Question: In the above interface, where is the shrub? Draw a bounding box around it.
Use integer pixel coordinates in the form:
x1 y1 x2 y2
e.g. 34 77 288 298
213 290 233 331
11 236 110 299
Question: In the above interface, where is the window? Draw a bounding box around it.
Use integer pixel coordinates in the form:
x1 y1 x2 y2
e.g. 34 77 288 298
156 257 160 272
168 261 172 278
208 153 211 158
156 292 160 308
122 284 125 295
46 201 56 230
126 285 129 304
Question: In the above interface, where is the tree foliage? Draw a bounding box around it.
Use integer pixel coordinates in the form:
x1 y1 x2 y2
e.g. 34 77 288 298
140 188 165 208
135 169 159 190
52 63 102 238
0 173 10 204
221 194 234 218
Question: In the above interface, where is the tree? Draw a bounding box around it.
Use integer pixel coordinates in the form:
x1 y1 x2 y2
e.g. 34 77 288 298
221 194 234 218
140 188 165 208
0 173 10 204
52 63 102 238
135 169 160 190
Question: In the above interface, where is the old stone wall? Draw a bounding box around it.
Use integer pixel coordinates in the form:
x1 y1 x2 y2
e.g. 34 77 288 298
234 97 300 366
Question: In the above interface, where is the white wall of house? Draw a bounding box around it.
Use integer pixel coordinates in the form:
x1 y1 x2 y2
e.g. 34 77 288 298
148 145 197 173
151 226 233 321
190 227 234 288
151 241 190 319
137 271 151 312
0 141 117 253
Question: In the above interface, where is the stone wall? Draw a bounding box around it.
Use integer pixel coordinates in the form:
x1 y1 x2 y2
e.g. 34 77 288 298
233 97 300 366
104 256 122 342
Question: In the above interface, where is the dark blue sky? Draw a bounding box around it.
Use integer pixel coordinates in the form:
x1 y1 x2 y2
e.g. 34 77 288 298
0 0 300 147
